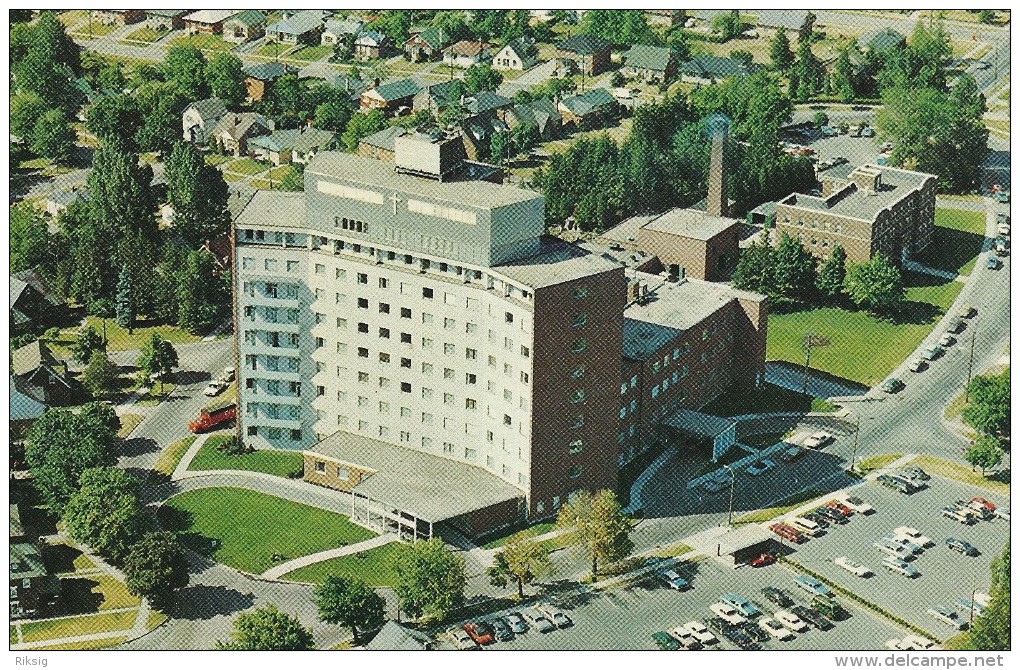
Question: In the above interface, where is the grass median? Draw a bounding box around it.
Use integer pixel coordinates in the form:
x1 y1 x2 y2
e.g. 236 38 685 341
186 435 303 477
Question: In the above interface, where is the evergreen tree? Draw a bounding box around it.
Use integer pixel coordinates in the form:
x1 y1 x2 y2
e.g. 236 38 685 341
165 142 231 248
832 48 857 102
177 250 224 334
82 350 118 399
115 265 135 333
792 40 823 101
30 109 76 164
816 243 847 299
769 27 794 70
732 238 775 295
772 232 817 300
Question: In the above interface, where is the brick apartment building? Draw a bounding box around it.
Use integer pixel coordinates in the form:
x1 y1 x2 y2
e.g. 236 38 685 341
774 163 937 264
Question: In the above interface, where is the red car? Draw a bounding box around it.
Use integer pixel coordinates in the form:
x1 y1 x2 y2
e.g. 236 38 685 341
970 497 996 512
750 553 776 568
463 622 495 646
825 501 854 517
770 523 806 544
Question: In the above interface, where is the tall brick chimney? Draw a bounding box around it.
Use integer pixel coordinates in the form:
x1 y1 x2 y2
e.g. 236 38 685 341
706 114 729 218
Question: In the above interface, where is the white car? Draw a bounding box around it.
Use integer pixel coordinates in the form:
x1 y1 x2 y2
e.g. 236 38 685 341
928 607 967 630
203 380 227 397
759 617 795 640
908 358 926 372
803 431 834 449
901 635 938 650
893 526 934 548
221 367 236 382
774 609 809 633
998 223 1010 236
994 507 1010 521
921 344 943 361
834 556 872 577
938 333 956 347
839 496 875 514
450 627 477 650
883 558 920 577
709 602 746 624
681 621 717 645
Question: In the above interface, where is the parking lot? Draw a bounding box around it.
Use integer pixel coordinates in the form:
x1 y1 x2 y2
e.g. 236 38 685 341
450 556 904 651
778 474 1010 642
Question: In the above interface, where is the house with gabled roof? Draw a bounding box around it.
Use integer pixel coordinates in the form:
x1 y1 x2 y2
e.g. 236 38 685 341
354 30 390 61
12 340 74 406
492 36 539 71
144 9 187 31
679 55 761 85
182 10 238 35
265 9 327 45
182 97 227 143
558 88 618 129
857 28 906 56
622 44 678 83
242 62 296 102
321 18 363 47
358 126 408 162
404 26 449 62
360 79 422 115
10 269 63 335
443 40 493 69
499 96 562 140
223 10 267 44
556 33 612 75
465 91 512 116
413 79 466 116
250 127 337 166
208 113 274 157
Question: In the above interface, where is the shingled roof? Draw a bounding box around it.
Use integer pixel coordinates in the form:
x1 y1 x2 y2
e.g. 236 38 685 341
557 33 611 55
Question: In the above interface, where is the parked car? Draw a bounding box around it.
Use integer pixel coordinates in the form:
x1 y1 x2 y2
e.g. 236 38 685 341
791 517 822 537
769 523 807 543
958 305 976 318
543 608 572 628
681 621 718 645
762 587 795 608
736 620 769 644
709 602 746 624
779 445 803 462
995 190 1009 203
803 431 834 449
998 223 1010 236
660 569 690 590
825 500 854 517
962 501 995 520
877 474 912 494
996 213 1010 226
651 631 680 650
774 609 810 633
451 627 478 650
880 377 904 393
901 466 930 481
942 506 975 524
802 511 831 528
887 635 938 650
893 526 934 548
994 507 1010 521
945 537 979 556
220 366 236 382
463 621 495 645
995 236 1009 255
834 556 872 577
791 604 834 630
489 617 513 641
793 575 832 597
909 358 927 372
840 496 875 514
883 534 922 555
750 553 776 568
523 608 555 633
938 333 956 347
721 593 761 618
203 380 227 397
927 607 967 630
874 539 913 561
814 506 848 524
986 256 1001 270
506 612 528 634
883 558 920 577
921 344 944 361
667 626 702 650
811 595 847 620
970 497 996 512
946 317 965 334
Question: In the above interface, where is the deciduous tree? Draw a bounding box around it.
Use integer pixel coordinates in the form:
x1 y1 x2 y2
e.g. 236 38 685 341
969 541 1009 650
464 63 503 94
163 45 208 100
964 435 1004 477
165 142 231 248
71 325 107 365
31 109 76 164
217 604 315 650
206 53 245 109
341 109 386 151
816 243 848 299
556 489 633 580
82 350 118 399
124 531 190 611
313 575 386 644
486 531 551 598
137 333 179 389
115 266 135 333
63 467 150 563
10 202 52 274
842 254 905 314
177 250 225 334
962 370 1010 437
394 538 466 621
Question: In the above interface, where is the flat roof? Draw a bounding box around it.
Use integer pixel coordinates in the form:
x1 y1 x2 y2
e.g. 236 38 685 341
780 164 935 222
234 190 305 230
306 152 542 211
642 207 740 241
577 240 654 270
664 408 736 439
600 214 656 245
715 524 774 555
306 432 523 523
496 238 622 289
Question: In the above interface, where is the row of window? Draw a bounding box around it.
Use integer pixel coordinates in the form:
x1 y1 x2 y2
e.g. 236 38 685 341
782 216 844 234
243 330 300 349
246 425 302 441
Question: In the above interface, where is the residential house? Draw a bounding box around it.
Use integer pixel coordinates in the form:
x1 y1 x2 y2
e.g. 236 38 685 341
555 34 612 76
10 270 63 335
144 9 187 31
678 55 761 85
182 97 228 144
242 62 295 103
10 539 61 619
321 18 363 47
404 26 449 62
755 10 811 32
492 36 539 71
208 113 274 156
250 127 337 166
11 376 47 438
265 10 327 45
858 28 906 56
443 40 493 69
622 44 678 83
364 621 434 651
358 126 408 162
300 69 367 101
45 188 88 218
222 10 267 44
12 340 74 406
360 79 421 115
460 113 509 161
354 30 390 61
644 10 686 27
182 10 238 35
90 10 144 26
412 80 465 116
558 88 618 129
499 97 562 140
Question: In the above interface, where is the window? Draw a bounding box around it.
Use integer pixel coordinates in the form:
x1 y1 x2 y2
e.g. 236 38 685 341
573 286 589 299
503 414 512 426
357 298 368 309
570 389 586 404
466 373 477 384
571 365 585 379
400 431 410 443
443 442 454 455
315 461 325 473
315 336 324 348
378 277 388 289
358 372 369 383
337 317 347 329
466 348 477 360
400 307 411 319
358 347 368 358
487 430 494 442
422 387 433 399
572 414 584 428
400 332 411 344
316 385 325 396
379 327 390 339
444 317 455 329
520 345 530 358
290 429 302 441
401 382 411 393
379 401 390 413
630 375 638 388
357 322 368 333
400 407 411 418
422 362 433 374
444 368 455 379
422 287 434 299
422 337 433 349
651 385 660 398
571 339 587 354
505 311 514 324
444 392 454 404
422 412 433 424
619 406 627 419
401 357 411 369
572 313 587 328
569 466 582 479
620 382 628 395
503 389 512 401
465 322 477 334
444 343 455 355
465 447 476 459
520 371 529 384
379 352 390 363
488 355 497 368
336 268 346 279
357 273 368 284
379 377 390 388
465 398 477 410
569 440 584 454
379 303 390 314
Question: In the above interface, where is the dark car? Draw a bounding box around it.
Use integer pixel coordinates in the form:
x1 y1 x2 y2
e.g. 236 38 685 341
803 511 831 529
652 631 680 650
506 612 528 634
762 587 795 608
814 506 849 524
946 537 980 556
737 620 769 644
489 617 514 641
901 466 930 481
705 617 730 635
880 377 905 393
878 474 912 493
724 626 760 650
792 604 834 631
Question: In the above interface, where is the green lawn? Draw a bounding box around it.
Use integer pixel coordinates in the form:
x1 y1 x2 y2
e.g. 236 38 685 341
204 153 232 166
170 33 232 52
288 45 332 62
224 158 271 176
733 487 829 525
767 274 963 387
90 575 141 611
81 316 201 351
159 487 376 574
58 10 89 27
20 610 137 643
11 625 18 645
702 383 838 417
480 522 557 550
912 455 1009 496
153 435 197 476
117 413 143 438
255 42 295 58
70 22 116 38
187 435 304 477
916 208 987 276
121 26 169 44
32 636 128 651
251 164 299 189
281 542 407 587
857 453 904 473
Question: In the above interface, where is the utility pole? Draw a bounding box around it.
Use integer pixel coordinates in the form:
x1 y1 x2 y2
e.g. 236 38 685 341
801 332 830 395
850 415 861 474
723 464 735 526
965 328 977 402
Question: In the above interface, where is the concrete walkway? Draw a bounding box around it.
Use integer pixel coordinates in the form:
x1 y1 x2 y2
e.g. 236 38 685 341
623 448 677 514
903 259 960 282
171 432 215 481
261 533 399 580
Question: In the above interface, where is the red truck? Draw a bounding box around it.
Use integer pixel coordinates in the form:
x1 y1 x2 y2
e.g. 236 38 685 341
188 400 237 433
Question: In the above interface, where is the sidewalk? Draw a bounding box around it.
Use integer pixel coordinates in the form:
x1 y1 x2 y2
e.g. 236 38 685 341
261 533 398 580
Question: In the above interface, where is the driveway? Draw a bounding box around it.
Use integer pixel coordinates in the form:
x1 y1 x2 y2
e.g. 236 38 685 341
497 59 557 98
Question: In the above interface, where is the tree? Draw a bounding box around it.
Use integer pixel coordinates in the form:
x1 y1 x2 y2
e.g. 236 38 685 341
488 129 509 165
555 489 633 580
711 10 744 41
771 232 817 300
977 10 997 24
368 10 414 44
86 94 143 149
71 325 108 365
163 45 208 99
394 538 466 621
463 63 503 94
486 531 551 598
964 435 1004 477
729 50 753 69
137 333 179 390
63 467 150 563
769 26 794 71
732 238 775 294
10 91 48 140
177 250 225 334
313 576 386 645
12 12 82 114
314 100 355 134
115 266 135 333
82 351 118 399
816 244 847 299
217 604 315 650
134 82 190 154
10 203 52 274
206 53 245 109
97 64 126 93
962 370 1010 437
831 47 857 102
842 254 905 314
969 542 1009 650
341 109 386 151
123 531 190 611
792 40 824 101
165 142 231 248
31 109 76 164
260 74 305 128
23 403 119 512
798 11 818 45
579 10 658 46
813 111 829 128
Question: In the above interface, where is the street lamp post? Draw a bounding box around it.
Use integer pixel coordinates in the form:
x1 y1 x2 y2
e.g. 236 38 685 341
722 464 736 526
801 332 830 395
965 327 977 402
850 415 861 474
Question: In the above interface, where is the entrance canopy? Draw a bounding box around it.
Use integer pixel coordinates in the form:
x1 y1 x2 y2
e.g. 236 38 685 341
664 408 736 461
